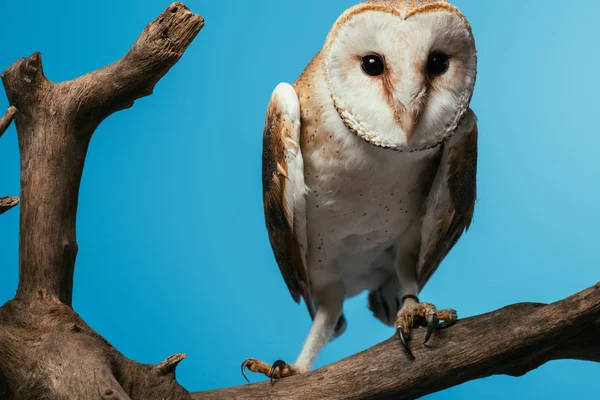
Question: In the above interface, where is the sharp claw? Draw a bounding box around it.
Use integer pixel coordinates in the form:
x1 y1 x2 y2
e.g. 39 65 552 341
438 319 457 329
396 327 415 360
269 360 285 386
424 313 436 345
241 360 252 384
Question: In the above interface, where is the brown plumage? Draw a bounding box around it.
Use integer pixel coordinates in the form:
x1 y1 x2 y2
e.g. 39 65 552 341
262 96 311 308
262 84 348 336
417 122 478 290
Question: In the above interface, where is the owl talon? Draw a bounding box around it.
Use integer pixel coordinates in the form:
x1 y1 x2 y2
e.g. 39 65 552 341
240 358 297 384
269 359 291 385
241 358 261 383
241 362 251 383
241 358 273 383
396 327 415 360
423 313 436 345
437 309 458 329
437 319 457 329
396 302 458 357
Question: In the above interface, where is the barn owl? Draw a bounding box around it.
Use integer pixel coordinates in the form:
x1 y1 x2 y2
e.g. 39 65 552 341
243 0 477 382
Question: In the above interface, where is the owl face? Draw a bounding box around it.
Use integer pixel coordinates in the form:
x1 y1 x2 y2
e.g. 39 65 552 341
323 1 477 151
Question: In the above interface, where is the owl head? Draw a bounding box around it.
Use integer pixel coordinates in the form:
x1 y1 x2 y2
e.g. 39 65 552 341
323 0 477 151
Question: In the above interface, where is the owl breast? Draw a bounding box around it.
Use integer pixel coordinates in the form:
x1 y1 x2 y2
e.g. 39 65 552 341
293 55 441 298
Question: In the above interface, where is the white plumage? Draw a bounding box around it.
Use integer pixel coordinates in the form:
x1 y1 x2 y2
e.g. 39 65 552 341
243 0 479 381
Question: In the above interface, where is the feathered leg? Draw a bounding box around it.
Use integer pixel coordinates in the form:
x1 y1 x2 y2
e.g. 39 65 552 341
242 280 344 384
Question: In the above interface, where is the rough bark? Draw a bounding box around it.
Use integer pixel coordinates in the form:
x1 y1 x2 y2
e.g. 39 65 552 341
0 106 16 140
1 107 18 215
0 3 203 399
196 283 600 400
2 1 203 307
0 2 598 400
0 196 19 215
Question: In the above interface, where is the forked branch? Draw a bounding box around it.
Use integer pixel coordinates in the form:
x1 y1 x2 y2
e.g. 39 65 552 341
0 3 203 399
1 2 204 307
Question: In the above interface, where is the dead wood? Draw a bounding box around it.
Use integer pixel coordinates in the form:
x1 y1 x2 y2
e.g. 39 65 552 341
1 107 18 215
195 284 600 400
0 3 203 399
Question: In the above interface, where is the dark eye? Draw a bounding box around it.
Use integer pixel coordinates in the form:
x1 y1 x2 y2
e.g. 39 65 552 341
427 52 449 76
361 55 385 76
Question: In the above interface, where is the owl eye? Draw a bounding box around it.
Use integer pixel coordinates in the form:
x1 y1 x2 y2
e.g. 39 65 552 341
427 52 449 76
361 55 385 76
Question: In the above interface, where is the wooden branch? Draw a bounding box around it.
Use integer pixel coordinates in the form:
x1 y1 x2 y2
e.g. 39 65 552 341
0 3 203 399
0 106 16 139
0 298 193 400
1 2 203 307
0 107 19 215
0 196 19 215
156 353 188 377
193 283 600 400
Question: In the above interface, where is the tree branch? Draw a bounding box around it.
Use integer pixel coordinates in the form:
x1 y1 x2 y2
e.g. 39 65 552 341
0 196 19 215
0 107 18 215
1 2 204 307
194 283 600 400
0 106 16 139
156 353 188 377
0 3 203 399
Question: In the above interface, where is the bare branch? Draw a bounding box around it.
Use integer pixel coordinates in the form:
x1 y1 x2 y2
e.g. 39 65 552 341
0 106 16 139
0 3 203 398
193 283 600 400
1 2 203 307
155 353 188 377
68 2 206 132
0 108 18 215
0 196 19 215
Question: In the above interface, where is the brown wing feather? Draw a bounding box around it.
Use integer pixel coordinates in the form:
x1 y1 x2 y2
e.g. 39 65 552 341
417 112 478 290
262 88 314 317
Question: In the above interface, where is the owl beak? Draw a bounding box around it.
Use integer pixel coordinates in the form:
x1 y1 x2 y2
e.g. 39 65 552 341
399 110 421 141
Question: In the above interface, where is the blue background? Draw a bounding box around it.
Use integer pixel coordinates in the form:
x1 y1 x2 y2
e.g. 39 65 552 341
1 0 599 398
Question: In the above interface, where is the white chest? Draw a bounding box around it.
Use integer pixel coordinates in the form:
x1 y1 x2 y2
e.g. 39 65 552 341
302 129 439 296
293 61 441 297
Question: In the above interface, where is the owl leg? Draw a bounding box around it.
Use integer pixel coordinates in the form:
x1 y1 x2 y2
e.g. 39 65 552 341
241 281 344 384
394 253 458 359
294 283 344 373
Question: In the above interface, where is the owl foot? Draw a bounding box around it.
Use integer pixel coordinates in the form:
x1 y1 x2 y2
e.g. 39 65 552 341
395 298 457 359
241 358 298 385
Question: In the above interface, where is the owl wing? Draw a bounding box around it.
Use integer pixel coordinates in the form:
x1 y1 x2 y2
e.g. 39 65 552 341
262 83 314 316
416 109 478 291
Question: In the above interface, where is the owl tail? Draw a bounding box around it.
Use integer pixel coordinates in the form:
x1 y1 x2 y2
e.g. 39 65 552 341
330 314 347 341
368 279 401 327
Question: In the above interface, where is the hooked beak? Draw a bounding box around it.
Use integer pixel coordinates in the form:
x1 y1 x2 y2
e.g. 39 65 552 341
394 77 427 142
399 109 421 141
